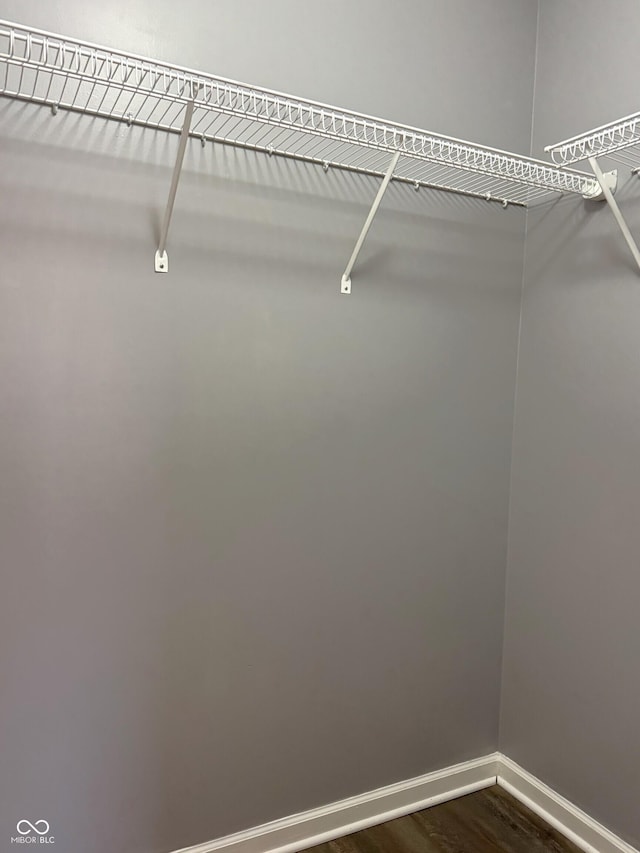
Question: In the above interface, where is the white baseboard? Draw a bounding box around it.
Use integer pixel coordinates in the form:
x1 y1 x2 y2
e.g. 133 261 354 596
497 755 638 853
172 753 499 853
172 752 639 853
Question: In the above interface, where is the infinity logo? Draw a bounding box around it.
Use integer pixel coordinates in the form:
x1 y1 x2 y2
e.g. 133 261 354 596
16 820 50 836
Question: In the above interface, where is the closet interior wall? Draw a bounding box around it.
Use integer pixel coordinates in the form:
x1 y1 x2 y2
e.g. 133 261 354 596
0 2 536 853
501 1 640 848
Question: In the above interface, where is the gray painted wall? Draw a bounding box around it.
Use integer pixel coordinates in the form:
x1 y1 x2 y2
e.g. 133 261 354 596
0 2 536 852
501 1 640 848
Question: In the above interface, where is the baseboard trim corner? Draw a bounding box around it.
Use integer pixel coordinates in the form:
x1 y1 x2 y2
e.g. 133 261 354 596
497 754 638 853
172 753 499 853
173 751 639 853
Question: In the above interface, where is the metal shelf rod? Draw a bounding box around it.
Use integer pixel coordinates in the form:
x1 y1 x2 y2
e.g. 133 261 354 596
154 99 194 273
589 156 640 272
341 152 400 295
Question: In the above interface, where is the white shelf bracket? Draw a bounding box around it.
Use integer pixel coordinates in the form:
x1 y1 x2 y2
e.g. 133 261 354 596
588 156 640 273
155 99 195 273
340 151 401 294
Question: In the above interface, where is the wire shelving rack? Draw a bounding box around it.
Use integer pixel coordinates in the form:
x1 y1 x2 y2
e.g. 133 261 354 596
546 112 640 169
0 19 601 284
546 114 640 273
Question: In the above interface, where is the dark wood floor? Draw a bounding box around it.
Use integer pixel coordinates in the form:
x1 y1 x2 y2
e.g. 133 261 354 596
307 786 582 853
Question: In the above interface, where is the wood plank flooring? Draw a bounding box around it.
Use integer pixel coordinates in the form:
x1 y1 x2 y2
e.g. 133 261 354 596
306 786 582 853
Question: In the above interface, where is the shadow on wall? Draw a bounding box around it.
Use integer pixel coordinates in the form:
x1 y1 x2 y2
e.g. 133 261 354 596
0 97 527 295
524 172 640 284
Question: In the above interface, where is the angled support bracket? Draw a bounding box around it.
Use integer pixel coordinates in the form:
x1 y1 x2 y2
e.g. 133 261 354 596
588 156 640 272
340 151 401 294
154 100 195 273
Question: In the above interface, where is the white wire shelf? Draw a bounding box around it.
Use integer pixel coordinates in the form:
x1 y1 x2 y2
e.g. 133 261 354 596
546 113 640 275
0 19 598 208
545 112 640 169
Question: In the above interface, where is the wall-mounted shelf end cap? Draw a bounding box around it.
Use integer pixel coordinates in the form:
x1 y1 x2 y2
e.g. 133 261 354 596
155 250 169 273
582 168 617 201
